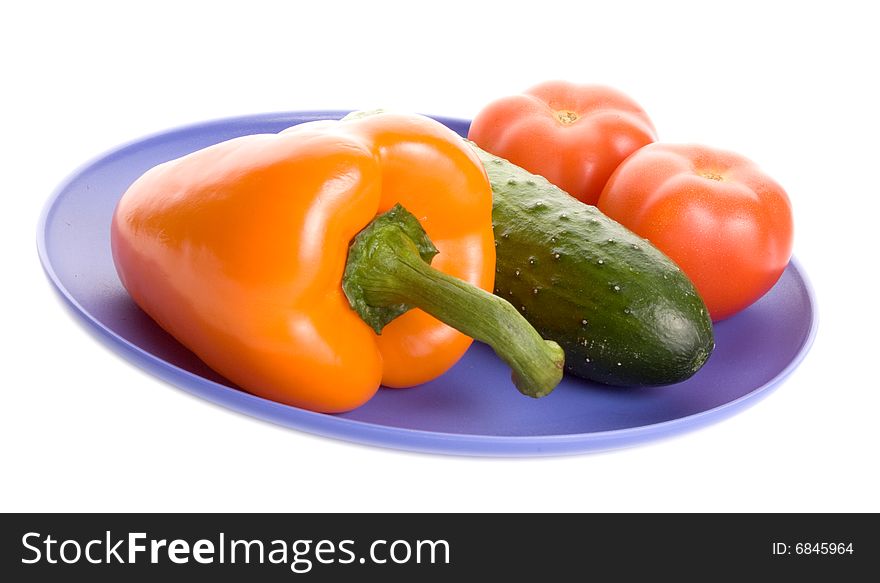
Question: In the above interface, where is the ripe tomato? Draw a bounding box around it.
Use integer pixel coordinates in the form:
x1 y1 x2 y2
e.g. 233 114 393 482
468 80 657 205
597 143 794 321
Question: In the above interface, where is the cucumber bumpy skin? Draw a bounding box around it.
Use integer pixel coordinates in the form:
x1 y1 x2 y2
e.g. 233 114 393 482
471 143 714 387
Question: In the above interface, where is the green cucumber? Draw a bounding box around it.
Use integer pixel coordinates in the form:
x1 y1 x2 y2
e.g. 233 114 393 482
471 144 714 386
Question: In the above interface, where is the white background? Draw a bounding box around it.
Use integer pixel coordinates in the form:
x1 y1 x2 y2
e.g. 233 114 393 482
3 1 878 513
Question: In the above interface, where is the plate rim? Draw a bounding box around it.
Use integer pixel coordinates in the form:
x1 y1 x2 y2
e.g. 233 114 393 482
35 110 819 457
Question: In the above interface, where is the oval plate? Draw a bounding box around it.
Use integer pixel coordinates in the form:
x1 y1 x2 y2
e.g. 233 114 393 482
37 111 817 456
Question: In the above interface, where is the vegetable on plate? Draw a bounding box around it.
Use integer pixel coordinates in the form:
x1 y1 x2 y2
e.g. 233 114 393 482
468 80 657 205
598 143 794 321
470 143 715 386
111 111 564 413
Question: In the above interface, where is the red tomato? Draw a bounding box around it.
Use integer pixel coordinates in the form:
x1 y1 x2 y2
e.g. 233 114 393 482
597 143 794 321
468 80 657 205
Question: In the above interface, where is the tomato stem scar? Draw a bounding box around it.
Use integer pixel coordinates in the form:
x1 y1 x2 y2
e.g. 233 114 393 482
555 110 579 124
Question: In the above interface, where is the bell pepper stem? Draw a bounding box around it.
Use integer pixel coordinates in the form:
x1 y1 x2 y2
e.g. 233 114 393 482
343 204 564 398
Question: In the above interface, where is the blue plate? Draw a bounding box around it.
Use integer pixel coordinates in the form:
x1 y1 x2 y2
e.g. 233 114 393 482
37 111 818 456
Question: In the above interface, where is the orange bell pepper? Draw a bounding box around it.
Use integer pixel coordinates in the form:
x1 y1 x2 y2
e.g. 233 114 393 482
111 112 563 413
